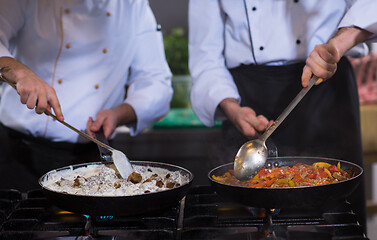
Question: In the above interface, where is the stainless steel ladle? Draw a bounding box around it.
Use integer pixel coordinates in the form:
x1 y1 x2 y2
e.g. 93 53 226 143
234 75 318 180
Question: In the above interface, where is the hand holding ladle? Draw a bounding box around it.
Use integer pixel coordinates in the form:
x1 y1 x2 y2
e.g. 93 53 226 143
234 76 318 180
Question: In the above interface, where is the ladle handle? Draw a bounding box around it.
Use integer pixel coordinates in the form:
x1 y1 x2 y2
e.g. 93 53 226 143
259 75 318 143
0 66 114 152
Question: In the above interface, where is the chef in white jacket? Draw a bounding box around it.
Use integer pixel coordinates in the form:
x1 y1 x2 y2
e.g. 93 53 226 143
0 1 172 180
189 0 377 233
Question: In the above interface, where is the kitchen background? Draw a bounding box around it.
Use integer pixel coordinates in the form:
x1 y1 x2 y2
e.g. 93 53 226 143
0 0 376 239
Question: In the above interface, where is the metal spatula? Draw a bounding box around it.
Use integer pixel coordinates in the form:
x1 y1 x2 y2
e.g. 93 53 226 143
94 127 134 178
0 66 134 178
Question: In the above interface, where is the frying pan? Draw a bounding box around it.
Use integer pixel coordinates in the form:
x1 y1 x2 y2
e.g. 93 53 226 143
39 161 194 216
208 156 362 209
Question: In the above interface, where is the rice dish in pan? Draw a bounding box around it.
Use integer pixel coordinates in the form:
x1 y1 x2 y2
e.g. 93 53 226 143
41 164 189 196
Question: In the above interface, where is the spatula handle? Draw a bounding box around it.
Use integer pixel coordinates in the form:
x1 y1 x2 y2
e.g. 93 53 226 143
95 127 113 162
0 66 114 152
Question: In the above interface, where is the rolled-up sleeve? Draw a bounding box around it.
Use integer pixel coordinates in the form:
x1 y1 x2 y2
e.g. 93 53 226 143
189 0 240 127
125 2 173 136
339 0 377 42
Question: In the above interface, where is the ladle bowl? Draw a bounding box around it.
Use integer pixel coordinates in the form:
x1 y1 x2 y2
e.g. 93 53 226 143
234 76 318 180
234 139 268 180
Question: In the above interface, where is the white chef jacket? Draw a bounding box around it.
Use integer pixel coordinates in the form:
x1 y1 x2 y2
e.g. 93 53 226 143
0 0 172 142
189 0 377 127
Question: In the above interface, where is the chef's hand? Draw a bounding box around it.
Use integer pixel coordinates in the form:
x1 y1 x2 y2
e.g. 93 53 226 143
0 57 64 121
86 103 137 138
219 98 272 139
302 27 372 88
301 42 340 87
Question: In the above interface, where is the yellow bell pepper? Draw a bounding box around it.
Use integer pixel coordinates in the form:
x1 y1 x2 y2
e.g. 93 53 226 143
212 175 223 181
276 179 288 184
324 168 334 180
212 172 232 181
313 162 331 169
336 162 346 175
288 180 295 187
274 179 295 187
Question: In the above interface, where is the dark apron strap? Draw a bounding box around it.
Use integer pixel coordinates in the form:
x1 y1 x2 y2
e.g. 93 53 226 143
220 57 366 230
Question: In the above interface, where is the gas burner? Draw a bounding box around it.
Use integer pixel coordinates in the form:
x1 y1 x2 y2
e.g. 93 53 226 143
0 186 369 240
181 186 368 240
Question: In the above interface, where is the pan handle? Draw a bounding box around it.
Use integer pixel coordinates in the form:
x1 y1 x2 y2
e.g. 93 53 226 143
266 139 278 157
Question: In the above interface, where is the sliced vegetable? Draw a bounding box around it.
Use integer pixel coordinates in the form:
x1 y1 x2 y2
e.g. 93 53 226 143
212 161 353 188
313 162 331 169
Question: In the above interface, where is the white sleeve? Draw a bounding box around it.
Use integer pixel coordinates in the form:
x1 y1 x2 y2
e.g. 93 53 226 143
188 0 240 127
125 2 173 136
0 0 26 57
339 0 377 42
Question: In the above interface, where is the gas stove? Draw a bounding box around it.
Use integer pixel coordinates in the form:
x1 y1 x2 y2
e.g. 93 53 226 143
0 186 368 240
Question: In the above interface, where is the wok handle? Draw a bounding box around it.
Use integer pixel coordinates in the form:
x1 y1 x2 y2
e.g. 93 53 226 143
0 66 114 152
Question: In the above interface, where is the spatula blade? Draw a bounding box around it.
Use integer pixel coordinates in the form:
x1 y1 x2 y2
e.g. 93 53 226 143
111 149 134 178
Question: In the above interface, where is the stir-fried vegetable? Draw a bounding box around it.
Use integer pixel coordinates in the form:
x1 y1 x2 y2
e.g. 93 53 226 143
212 162 354 188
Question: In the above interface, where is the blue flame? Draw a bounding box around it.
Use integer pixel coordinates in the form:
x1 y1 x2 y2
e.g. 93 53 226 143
83 215 114 221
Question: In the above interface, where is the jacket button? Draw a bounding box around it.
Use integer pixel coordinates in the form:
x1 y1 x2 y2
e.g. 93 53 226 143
65 9 70 14
103 48 107 54
95 84 99 89
58 79 63 84
66 44 71 49
106 12 111 17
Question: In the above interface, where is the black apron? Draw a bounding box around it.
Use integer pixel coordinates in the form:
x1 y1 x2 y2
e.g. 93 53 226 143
0 123 101 190
221 57 366 231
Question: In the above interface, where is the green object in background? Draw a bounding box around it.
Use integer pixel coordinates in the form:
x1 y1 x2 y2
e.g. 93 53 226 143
171 75 192 108
164 28 192 108
163 28 189 76
153 108 221 129
160 28 221 129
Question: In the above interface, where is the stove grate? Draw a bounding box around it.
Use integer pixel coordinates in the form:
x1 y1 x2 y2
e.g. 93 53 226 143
180 186 368 240
0 186 369 240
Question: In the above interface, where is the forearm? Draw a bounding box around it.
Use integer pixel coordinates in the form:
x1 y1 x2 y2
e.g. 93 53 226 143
112 103 137 127
0 56 64 119
302 26 373 87
219 98 240 124
0 56 32 84
329 27 372 59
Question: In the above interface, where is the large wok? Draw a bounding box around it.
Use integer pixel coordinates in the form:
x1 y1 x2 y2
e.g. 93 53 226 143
208 156 362 209
39 161 194 216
